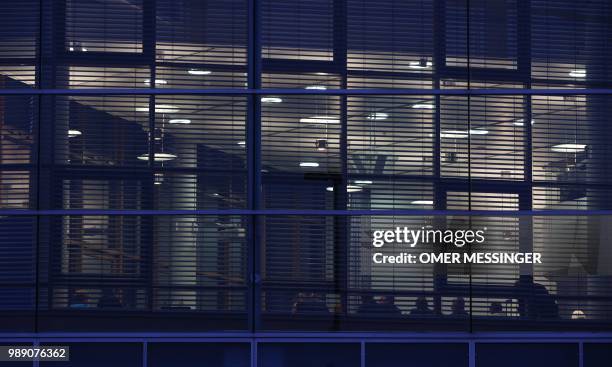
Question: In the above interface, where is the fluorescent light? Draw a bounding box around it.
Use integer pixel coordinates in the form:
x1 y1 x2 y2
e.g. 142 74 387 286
299 162 319 168
551 144 587 153
305 85 327 90
68 129 82 138
354 180 373 184
439 129 488 138
367 112 388 120
469 129 489 135
326 185 363 192
513 119 535 127
315 72 329 76
137 105 180 113
347 185 363 193
261 97 283 103
409 60 433 69
137 153 177 162
238 141 246 146
411 103 434 109
188 69 212 75
299 116 340 124
569 69 586 78
168 119 191 124
144 79 168 85
411 200 434 205
440 130 469 139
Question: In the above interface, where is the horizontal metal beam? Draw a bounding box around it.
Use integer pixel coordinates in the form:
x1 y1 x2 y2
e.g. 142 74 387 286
3 209 612 216
1 331 612 341
0 88 612 95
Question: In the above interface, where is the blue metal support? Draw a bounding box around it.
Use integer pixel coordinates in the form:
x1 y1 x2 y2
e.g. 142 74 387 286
247 0 262 333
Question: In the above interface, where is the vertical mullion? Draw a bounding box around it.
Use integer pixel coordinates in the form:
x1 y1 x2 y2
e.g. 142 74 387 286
34 0 44 334
517 0 534 279
518 0 533 195
432 0 446 317
247 0 262 333
334 0 349 319
142 341 148 367
433 0 445 196
143 0 156 314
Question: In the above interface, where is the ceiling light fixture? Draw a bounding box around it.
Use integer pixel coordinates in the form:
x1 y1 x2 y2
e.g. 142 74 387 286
299 162 319 168
326 186 363 192
136 105 180 113
354 180 373 185
551 144 587 153
137 153 177 162
347 185 363 193
188 69 212 75
469 129 489 135
411 103 434 109
305 85 327 90
168 119 191 124
68 129 82 138
367 112 389 120
409 59 433 69
144 79 168 86
411 200 434 205
440 130 469 139
439 129 489 138
569 69 586 78
238 141 246 146
513 119 535 127
299 116 340 124
261 97 283 103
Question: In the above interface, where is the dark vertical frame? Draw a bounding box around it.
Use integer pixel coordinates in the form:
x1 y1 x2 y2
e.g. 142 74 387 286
247 0 262 331
143 0 157 314
333 0 349 320
517 0 534 277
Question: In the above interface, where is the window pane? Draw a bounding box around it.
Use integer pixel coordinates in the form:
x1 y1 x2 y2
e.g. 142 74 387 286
0 216 36 332
475 343 578 367
66 0 143 53
148 343 250 367
40 343 142 367
584 343 612 367
262 0 334 61
366 343 469 367
38 215 248 332
258 343 360 367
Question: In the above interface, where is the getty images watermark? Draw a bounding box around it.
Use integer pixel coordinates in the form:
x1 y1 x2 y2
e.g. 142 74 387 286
371 226 542 265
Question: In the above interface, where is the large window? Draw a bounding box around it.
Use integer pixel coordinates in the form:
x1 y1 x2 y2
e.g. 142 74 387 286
0 0 611 332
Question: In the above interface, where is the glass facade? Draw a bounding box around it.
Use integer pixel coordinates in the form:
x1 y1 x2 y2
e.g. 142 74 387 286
1 0 612 365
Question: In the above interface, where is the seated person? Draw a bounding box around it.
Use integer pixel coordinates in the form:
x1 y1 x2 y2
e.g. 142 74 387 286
410 297 434 316
489 301 504 316
357 295 402 316
292 292 330 314
514 276 559 319
69 291 90 309
451 297 469 318
97 289 123 309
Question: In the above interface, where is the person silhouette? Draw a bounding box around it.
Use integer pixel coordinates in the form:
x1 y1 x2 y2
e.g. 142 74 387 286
410 297 434 316
451 297 469 317
514 275 559 319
